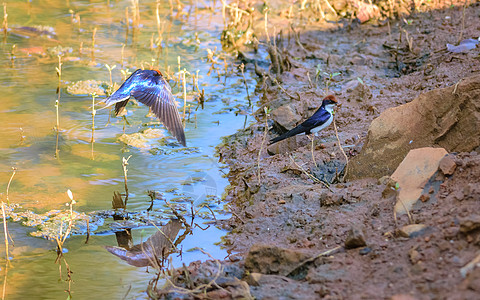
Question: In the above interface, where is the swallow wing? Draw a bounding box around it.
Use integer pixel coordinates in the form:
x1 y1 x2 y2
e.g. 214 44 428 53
300 108 332 130
131 77 186 146
269 108 333 144
269 124 307 144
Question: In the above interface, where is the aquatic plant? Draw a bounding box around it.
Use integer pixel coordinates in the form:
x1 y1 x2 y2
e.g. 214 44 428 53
91 27 97 63
122 155 132 205
121 43 126 67
181 69 188 121
90 93 97 159
120 68 132 82
257 106 270 183
2 3 7 38
124 6 129 43
1 201 11 262
55 55 63 132
105 64 116 87
3 167 16 210
54 190 76 253
54 189 76 299
238 63 251 106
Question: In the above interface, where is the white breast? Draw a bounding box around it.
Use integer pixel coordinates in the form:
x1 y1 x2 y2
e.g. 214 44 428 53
311 114 333 134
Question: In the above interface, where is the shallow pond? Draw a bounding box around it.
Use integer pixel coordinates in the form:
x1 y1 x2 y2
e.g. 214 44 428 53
0 0 253 298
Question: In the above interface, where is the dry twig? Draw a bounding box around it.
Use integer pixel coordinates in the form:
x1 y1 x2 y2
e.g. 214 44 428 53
332 114 348 181
288 154 332 191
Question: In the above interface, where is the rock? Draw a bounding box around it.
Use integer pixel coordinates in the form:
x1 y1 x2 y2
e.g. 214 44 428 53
391 147 447 215
244 244 310 276
347 75 480 179
439 154 457 175
459 215 480 233
267 135 310 155
332 0 348 11
246 273 294 287
419 194 430 202
381 177 398 198
408 247 421 264
319 191 345 206
355 1 380 23
398 224 428 238
359 247 372 255
206 278 253 300
378 175 392 185
270 104 302 130
245 272 263 286
344 227 367 249
464 268 480 292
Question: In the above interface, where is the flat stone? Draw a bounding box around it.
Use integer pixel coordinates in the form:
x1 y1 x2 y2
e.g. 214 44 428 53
246 273 294 286
398 224 428 238
391 147 448 215
347 75 480 179
270 104 302 130
244 244 310 276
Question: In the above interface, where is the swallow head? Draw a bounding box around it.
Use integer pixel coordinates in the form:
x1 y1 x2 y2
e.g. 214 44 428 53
322 95 338 113
153 69 163 77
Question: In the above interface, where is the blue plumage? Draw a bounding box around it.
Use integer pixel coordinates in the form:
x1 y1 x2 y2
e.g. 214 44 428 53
103 69 186 146
270 95 338 144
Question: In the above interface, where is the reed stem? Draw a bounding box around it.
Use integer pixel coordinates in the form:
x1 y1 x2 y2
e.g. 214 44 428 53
5 167 16 205
55 55 62 132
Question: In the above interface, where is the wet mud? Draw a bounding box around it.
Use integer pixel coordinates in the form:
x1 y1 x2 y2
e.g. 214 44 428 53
154 1 480 299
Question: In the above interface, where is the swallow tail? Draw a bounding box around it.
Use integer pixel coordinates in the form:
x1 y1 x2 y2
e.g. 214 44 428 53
269 125 306 145
114 99 130 116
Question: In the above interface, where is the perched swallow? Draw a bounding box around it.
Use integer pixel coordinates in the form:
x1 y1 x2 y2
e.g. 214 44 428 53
270 95 338 144
103 69 186 146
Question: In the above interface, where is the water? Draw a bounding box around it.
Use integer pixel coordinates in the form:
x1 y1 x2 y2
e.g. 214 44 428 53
0 0 253 298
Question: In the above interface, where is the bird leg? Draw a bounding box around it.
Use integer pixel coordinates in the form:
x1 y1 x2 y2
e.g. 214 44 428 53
307 134 317 168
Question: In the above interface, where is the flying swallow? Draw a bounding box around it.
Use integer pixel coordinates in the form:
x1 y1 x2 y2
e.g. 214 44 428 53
103 69 186 146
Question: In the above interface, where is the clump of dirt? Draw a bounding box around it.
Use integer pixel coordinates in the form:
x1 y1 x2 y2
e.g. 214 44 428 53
118 128 165 149
152 2 480 299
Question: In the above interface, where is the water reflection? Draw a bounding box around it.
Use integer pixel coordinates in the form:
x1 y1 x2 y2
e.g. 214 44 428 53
106 219 183 268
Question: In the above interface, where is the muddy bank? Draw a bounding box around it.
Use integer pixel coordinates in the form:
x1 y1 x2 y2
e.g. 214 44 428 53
151 2 480 299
